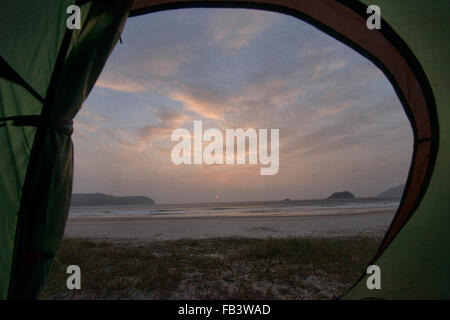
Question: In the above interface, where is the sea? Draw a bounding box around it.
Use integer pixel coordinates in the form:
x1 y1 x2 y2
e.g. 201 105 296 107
68 197 399 218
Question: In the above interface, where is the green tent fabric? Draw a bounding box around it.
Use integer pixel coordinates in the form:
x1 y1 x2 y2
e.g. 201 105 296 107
0 0 448 299
0 0 130 299
344 0 450 299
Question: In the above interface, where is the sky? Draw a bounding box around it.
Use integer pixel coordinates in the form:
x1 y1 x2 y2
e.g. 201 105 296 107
72 8 413 204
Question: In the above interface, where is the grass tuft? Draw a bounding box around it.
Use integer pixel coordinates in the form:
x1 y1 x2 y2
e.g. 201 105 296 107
40 236 381 300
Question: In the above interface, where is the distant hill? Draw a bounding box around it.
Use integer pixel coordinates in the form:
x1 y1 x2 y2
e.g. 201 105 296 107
377 184 405 198
327 191 355 199
71 193 155 206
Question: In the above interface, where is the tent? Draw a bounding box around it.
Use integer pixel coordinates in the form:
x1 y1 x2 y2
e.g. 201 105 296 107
0 0 448 299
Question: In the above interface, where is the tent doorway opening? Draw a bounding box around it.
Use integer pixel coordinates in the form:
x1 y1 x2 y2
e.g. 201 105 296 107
49 7 413 299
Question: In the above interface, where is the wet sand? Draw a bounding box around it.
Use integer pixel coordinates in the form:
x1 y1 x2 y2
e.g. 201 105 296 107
64 206 396 240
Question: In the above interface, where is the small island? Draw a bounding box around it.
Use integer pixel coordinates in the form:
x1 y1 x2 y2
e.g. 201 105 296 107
71 193 155 206
327 191 355 199
377 184 405 198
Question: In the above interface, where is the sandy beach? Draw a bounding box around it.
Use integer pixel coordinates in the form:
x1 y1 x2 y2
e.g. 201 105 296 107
43 207 397 299
65 206 396 240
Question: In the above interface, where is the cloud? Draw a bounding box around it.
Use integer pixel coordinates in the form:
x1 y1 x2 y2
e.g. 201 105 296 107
167 84 227 121
95 43 194 93
74 8 412 201
312 58 349 79
77 108 106 122
114 107 193 154
209 9 276 51
139 109 190 139
74 120 101 133
95 72 150 93
141 45 194 77
279 96 409 161
314 102 354 117
73 108 107 136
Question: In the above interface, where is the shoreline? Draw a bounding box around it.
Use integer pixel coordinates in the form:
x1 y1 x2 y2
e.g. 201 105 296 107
68 206 396 222
65 206 396 241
